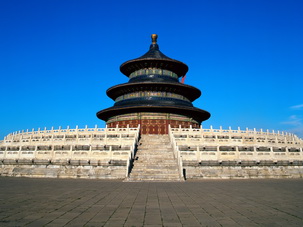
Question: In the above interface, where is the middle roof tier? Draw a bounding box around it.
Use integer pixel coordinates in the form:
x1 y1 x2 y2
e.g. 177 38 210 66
106 82 202 102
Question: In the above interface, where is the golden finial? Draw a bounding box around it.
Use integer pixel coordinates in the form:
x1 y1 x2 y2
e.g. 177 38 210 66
151 34 158 44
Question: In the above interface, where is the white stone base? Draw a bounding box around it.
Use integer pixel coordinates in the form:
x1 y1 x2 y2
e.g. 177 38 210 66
2 164 303 180
184 166 303 179
0 164 127 179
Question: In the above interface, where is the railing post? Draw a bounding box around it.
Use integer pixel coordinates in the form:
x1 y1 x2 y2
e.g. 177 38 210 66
126 158 130 178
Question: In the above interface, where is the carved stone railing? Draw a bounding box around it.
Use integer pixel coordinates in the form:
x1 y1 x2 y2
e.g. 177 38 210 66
0 125 141 167
168 125 184 180
169 126 303 163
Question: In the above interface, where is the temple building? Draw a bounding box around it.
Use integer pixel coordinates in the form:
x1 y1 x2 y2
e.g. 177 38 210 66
0 35 302 180
97 34 210 134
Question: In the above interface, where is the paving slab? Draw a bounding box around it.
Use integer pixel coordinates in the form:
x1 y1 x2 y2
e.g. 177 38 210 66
0 177 302 226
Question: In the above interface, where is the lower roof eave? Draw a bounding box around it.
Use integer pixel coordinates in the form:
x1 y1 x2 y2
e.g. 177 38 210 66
97 105 210 124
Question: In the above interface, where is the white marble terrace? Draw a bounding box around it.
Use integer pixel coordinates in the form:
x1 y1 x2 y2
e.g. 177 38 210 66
168 125 303 164
1 125 303 166
0 125 140 167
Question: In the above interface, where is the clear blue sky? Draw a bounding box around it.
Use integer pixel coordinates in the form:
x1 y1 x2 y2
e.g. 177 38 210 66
0 0 303 139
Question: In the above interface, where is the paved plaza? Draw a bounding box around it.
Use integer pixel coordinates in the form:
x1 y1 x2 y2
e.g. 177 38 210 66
0 177 302 226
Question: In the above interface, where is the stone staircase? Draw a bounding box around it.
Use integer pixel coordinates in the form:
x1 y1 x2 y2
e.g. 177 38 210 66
127 134 183 181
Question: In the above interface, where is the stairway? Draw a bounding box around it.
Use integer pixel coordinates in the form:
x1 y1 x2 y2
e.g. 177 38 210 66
127 134 183 181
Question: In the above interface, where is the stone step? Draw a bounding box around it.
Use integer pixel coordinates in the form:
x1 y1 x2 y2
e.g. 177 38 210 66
128 175 181 181
139 141 170 144
138 147 172 150
133 166 178 169
135 154 174 157
132 169 178 173
135 152 174 154
134 163 177 166
134 159 177 162
135 157 175 160
135 158 175 161
135 154 175 158
139 137 170 140
136 149 174 152
136 149 173 152
138 143 171 145
132 166 178 169
135 156 174 158
129 176 181 181
130 171 179 175
134 157 176 161
129 174 179 178
137 150 173 153
134 159 177 166
137 151 173 154
127 179 182 182
138 143 172 148
130 172 179 176
139 138 170 141
134 167 178 171
139 139 170 142
135 152 174 155
136 148 173 151
127 179 183 182
134 156 175 158
132 165 178 169
134 160 176 164
128 135 182 181
138 146 172 150
140 135 169 137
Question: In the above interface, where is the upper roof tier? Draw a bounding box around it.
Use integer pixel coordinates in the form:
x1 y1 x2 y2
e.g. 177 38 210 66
120 34 189 78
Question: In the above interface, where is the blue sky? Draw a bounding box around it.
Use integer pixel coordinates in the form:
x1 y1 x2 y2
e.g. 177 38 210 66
0 0 302 139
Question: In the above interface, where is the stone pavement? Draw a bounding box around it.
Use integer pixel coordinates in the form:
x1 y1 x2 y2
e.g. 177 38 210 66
0 177 302 226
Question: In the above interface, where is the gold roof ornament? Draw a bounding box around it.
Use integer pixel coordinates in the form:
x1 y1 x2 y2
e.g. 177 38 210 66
151 34 158 44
